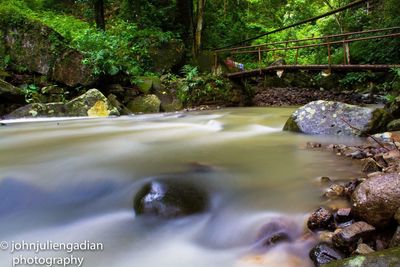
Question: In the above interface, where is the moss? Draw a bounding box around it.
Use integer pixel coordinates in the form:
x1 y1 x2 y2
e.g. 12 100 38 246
323 247 400 267
365 108 392 135
282 116 301 132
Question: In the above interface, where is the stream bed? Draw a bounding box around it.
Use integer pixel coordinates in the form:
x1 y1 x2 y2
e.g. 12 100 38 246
0 107 364 267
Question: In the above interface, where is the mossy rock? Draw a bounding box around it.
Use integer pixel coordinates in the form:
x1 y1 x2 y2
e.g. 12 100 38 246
0 16 95 87
5 88 119 118
323 246 400 267
127 94 161 113
66 89 119 117
387 119 400 131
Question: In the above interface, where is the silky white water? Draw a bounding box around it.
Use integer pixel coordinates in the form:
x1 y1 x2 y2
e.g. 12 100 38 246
0 107 362 267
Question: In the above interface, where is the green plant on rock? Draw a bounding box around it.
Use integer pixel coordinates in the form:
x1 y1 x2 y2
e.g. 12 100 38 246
21 84 40 103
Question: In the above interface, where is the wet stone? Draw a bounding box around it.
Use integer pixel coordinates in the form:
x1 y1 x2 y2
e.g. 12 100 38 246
343 179 362 198
334 208 352 224
133 178 208 219
320 176 332 185
361 158 382 173
332 221 375 250
355 243 375 255
254 220 296 250
307 207 334 231
324 184 345 199
309 243 344 267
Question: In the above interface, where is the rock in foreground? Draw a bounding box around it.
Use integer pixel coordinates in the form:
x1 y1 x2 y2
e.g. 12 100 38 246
323 246 400 267
309 243 344 267
283 100 390 136
133 178 208 219
351 173 400 227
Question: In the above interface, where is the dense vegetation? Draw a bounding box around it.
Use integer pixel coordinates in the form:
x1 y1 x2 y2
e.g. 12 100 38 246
0 0 399 106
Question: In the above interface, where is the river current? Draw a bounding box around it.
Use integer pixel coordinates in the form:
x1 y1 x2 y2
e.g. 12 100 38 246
0 107 363 267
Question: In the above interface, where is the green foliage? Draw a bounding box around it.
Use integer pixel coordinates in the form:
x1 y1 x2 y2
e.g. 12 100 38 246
339 72 375 88
176 65 232 105
0 0 176 79
21 84 40 103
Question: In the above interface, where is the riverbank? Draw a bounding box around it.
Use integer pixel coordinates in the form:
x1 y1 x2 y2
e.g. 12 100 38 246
306 133 400 266
253 87 380 107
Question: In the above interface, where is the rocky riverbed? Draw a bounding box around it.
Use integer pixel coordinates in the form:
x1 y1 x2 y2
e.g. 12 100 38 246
305 134 400 266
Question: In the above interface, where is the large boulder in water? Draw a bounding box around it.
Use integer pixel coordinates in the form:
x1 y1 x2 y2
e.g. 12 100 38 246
351 173 400 227
5 89 119 118
283 100 390 136
133 178 208 219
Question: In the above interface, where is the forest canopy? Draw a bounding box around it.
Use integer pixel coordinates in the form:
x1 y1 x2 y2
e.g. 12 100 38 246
0 0 399 78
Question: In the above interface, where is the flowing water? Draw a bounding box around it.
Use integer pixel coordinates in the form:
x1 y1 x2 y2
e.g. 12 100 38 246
0 107 363 267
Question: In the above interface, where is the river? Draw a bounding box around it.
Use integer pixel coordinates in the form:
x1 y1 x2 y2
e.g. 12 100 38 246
0 107 363 267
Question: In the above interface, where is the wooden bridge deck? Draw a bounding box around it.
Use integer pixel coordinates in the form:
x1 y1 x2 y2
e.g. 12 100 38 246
225 64 400 79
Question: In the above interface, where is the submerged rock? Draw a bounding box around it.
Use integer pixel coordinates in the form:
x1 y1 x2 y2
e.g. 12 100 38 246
254 219 299 250
309 243 344 267
133 178 208 219
351 173 400 227
323 246 400 267
5 89 119 118
283 100 390 136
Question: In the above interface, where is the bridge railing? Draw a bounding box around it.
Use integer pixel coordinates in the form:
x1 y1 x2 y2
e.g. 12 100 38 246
213 27 400 74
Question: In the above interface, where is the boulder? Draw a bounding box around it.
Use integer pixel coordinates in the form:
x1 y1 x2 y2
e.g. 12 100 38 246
65 89 119 116
5 89 119 118
309 243 344 267
323 247 400 267
0 16 95 87
283 100 390 136
52 50 94 87
127 94 161 113
133 178 208 219
351 173 400 227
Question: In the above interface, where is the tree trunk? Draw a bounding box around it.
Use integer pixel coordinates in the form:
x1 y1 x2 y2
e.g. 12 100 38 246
176 0 194 46
94 0 105 30
193 0 205 56
322 0 350 64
